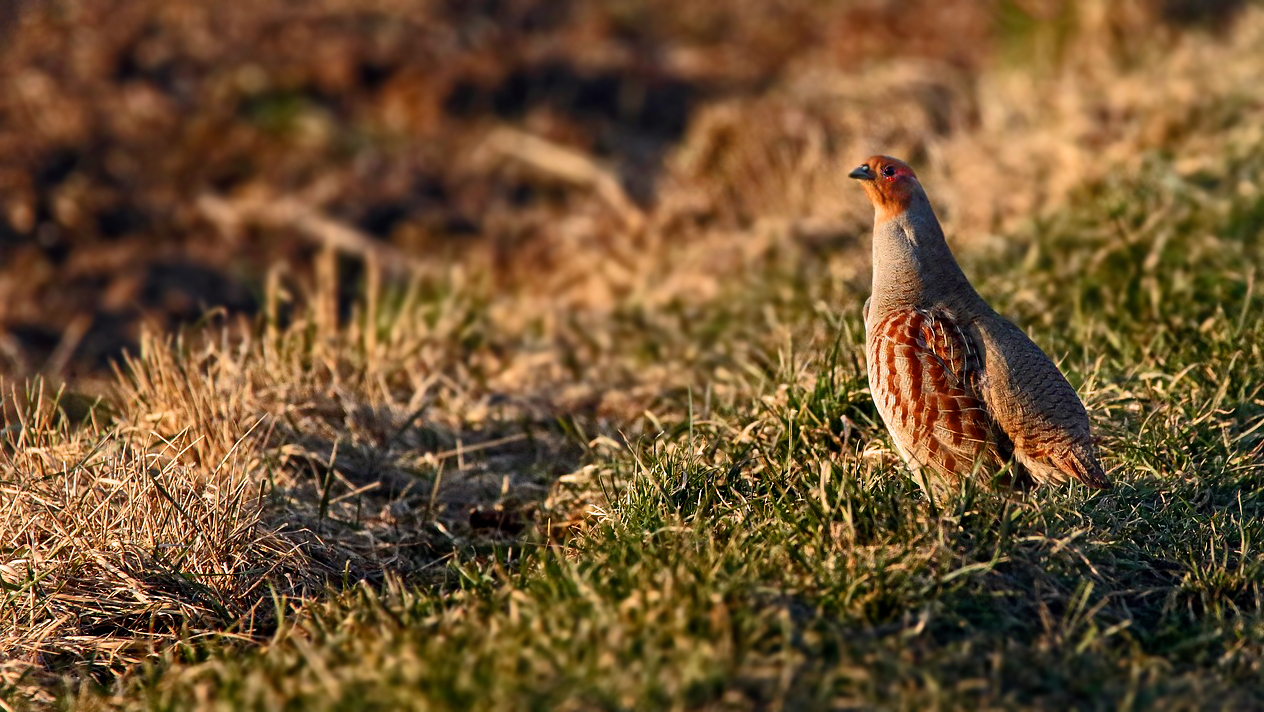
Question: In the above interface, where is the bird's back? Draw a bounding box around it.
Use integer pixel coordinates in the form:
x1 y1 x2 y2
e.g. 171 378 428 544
972 312 1110 488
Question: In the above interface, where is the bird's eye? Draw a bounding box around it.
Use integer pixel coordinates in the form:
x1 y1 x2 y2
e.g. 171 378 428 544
881 165 896 178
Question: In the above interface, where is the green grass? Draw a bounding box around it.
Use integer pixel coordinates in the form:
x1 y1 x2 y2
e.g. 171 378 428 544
28 145 1262 711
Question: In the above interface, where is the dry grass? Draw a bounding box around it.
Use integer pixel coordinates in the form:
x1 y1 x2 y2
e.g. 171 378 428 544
1 274 590 702
0 380 311 697
1 0 1263 708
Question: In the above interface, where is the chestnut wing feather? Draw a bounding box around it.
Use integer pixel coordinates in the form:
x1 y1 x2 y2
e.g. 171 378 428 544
868 307 1017 484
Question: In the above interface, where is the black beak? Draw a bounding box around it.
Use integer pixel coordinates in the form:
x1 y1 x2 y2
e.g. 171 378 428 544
848 164 873 180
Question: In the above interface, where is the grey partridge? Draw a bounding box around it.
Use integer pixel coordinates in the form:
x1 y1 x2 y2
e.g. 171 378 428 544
849 155 1110 492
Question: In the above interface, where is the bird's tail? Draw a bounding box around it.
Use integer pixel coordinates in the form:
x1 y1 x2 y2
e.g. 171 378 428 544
1055 447 1112 490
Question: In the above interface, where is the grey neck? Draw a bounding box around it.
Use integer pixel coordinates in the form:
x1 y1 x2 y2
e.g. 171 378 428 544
869 194 982 315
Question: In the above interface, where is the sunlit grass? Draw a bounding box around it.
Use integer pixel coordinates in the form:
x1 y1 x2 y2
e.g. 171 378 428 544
4 5 1264 710
19 137 1258 711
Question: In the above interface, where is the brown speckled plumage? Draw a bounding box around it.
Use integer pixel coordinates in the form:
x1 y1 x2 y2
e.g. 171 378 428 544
850 156 1110 491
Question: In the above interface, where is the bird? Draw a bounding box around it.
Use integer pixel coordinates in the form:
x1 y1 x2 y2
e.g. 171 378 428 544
848 155 1110 493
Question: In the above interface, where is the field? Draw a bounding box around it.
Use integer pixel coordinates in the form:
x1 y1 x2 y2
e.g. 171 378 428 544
2 1 1263 709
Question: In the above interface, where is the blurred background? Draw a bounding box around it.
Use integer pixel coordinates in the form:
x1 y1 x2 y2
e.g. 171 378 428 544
0 0 1256 385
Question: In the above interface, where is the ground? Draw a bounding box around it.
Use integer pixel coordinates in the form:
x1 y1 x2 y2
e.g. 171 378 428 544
1 1 1263 709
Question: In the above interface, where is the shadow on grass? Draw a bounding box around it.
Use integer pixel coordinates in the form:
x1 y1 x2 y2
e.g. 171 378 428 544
262 397 588 586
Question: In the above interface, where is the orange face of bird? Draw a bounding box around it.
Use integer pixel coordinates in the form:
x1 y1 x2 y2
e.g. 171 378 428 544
848 155 920 222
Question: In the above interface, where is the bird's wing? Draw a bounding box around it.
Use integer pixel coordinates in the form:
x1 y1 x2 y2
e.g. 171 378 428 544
974 319 1111 489
869 306 1018 485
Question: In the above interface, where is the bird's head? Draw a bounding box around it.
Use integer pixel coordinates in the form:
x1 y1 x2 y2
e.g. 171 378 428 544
848 155 922 221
